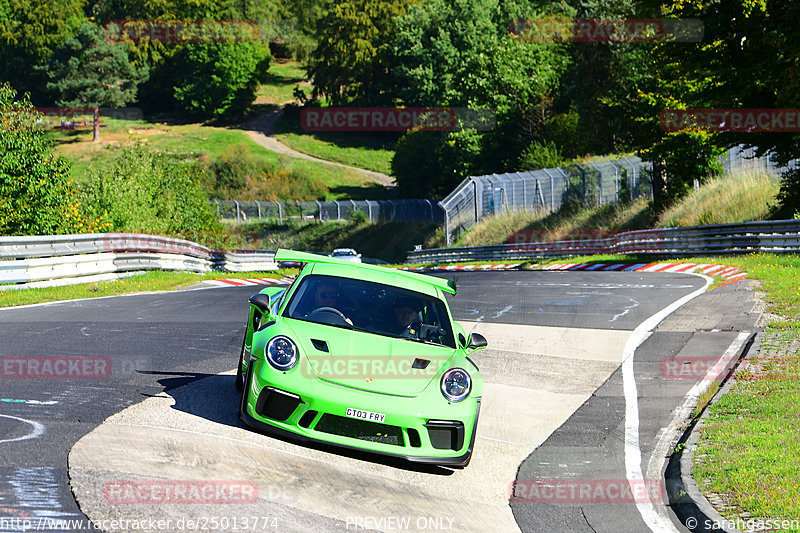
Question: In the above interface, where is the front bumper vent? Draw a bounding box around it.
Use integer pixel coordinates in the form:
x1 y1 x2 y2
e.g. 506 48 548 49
255 387 302 421
315 414 404 446
425 420 465 451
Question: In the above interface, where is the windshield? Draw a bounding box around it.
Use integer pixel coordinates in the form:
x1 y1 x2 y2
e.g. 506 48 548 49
283 274 455 348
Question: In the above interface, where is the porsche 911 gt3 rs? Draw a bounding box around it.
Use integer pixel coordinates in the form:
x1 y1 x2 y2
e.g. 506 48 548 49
236 249 487 467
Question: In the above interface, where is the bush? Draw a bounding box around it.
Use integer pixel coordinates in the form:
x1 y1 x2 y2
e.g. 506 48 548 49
172 41 272 119
518 140 565 171
347 209 367 224
203 145 328 201
392 129 482 198
772 168 800 220
0 83 105 235
81 143 221 235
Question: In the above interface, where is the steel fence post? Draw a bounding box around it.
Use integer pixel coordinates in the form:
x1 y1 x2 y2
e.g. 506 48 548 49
609 161 620 203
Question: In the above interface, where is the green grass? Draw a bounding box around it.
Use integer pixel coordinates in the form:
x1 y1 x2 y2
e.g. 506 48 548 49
528 252 800 523
453 170 780 248
452 197 653 248
272 112 398 176
50 122 385 200
694 324 800 523
255 60 310 105
0 270 287 309
657 171 780 227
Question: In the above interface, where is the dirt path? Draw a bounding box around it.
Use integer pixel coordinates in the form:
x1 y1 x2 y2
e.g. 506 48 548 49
241 108 396 187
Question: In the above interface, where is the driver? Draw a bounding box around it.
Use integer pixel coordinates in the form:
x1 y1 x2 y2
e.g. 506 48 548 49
313 282 341 309
306 281 353 326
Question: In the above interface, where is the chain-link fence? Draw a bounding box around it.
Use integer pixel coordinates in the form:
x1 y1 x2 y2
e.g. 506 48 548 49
720 144 800 175
213 199 444 225
439 156 652 245
214 146 797 245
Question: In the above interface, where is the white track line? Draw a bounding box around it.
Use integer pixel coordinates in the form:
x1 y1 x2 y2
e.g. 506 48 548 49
645 331 752 529
622 273 712 533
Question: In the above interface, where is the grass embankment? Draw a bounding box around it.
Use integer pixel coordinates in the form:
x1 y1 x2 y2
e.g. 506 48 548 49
51 122 383 201
0 270 286 309
451 171 778 248
272 113 397 176
48 60 389 201
690 253 800 524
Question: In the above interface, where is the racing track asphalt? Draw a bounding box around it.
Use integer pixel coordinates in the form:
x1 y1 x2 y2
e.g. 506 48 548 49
0 270 755 532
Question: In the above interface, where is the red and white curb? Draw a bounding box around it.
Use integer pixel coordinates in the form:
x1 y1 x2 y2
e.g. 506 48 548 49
542 262 747 281
403 264 522 272
204 277 295 287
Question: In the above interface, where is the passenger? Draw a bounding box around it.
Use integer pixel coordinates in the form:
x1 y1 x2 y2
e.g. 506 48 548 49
390 297 423 338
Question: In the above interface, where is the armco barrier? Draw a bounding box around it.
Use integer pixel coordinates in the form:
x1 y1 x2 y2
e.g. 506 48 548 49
0 233 212 260
0 233 277 289
406 219 800 263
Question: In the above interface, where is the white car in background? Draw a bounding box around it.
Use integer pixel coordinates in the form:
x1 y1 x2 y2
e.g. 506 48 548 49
330 248 362 263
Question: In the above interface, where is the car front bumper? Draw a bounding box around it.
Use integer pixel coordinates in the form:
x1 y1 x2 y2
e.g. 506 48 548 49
240 359 480 466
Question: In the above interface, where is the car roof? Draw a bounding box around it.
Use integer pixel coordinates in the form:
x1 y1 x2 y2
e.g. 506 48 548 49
275 248 456 295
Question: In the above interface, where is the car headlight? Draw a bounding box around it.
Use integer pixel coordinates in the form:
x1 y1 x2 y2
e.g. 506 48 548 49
440 368 471 402
266 336 298 371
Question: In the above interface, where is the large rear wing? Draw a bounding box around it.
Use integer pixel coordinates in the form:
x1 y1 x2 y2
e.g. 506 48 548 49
275 248 457 295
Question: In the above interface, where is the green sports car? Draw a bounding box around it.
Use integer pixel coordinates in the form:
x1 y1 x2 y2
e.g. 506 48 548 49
236 249 487 467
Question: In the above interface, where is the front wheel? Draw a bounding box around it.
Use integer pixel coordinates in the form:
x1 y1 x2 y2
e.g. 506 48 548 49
235 332 247 392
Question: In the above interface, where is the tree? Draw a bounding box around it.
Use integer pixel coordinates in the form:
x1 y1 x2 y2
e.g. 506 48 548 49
308 0 415 105
41 22 148 141
389 0 570 194
0 83 104 235
652 0 800 216
0 0 84 93
171 41 271 118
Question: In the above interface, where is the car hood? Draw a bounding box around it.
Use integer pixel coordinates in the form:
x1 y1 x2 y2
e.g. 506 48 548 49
284 318 456 396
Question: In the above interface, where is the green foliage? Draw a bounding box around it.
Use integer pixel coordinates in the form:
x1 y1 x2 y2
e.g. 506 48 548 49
392 129 482 198
171 41 271 118
388 0 571 195
391 0 500 106
81 143 221 234
644 131 725 212
772 169 800 220
0 83 102 234
347 209 368 224
39 21 148 140
308 0 414 105
0 0 84 90
41 22 148 107
203 144 328 200
518 140 564 171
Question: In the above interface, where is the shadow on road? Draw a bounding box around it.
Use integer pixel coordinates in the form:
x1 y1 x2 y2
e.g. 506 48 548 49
146 370 455 476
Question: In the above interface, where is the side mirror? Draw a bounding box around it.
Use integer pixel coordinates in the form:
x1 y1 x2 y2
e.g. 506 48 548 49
467 333 487 349
249 293 271 314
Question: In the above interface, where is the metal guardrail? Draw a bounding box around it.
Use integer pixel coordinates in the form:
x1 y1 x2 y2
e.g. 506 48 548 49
0 233 277 289
406 220 800 263
0 233 211 260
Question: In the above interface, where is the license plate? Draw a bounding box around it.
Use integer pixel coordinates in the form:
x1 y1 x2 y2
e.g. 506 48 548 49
345 407 386 424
